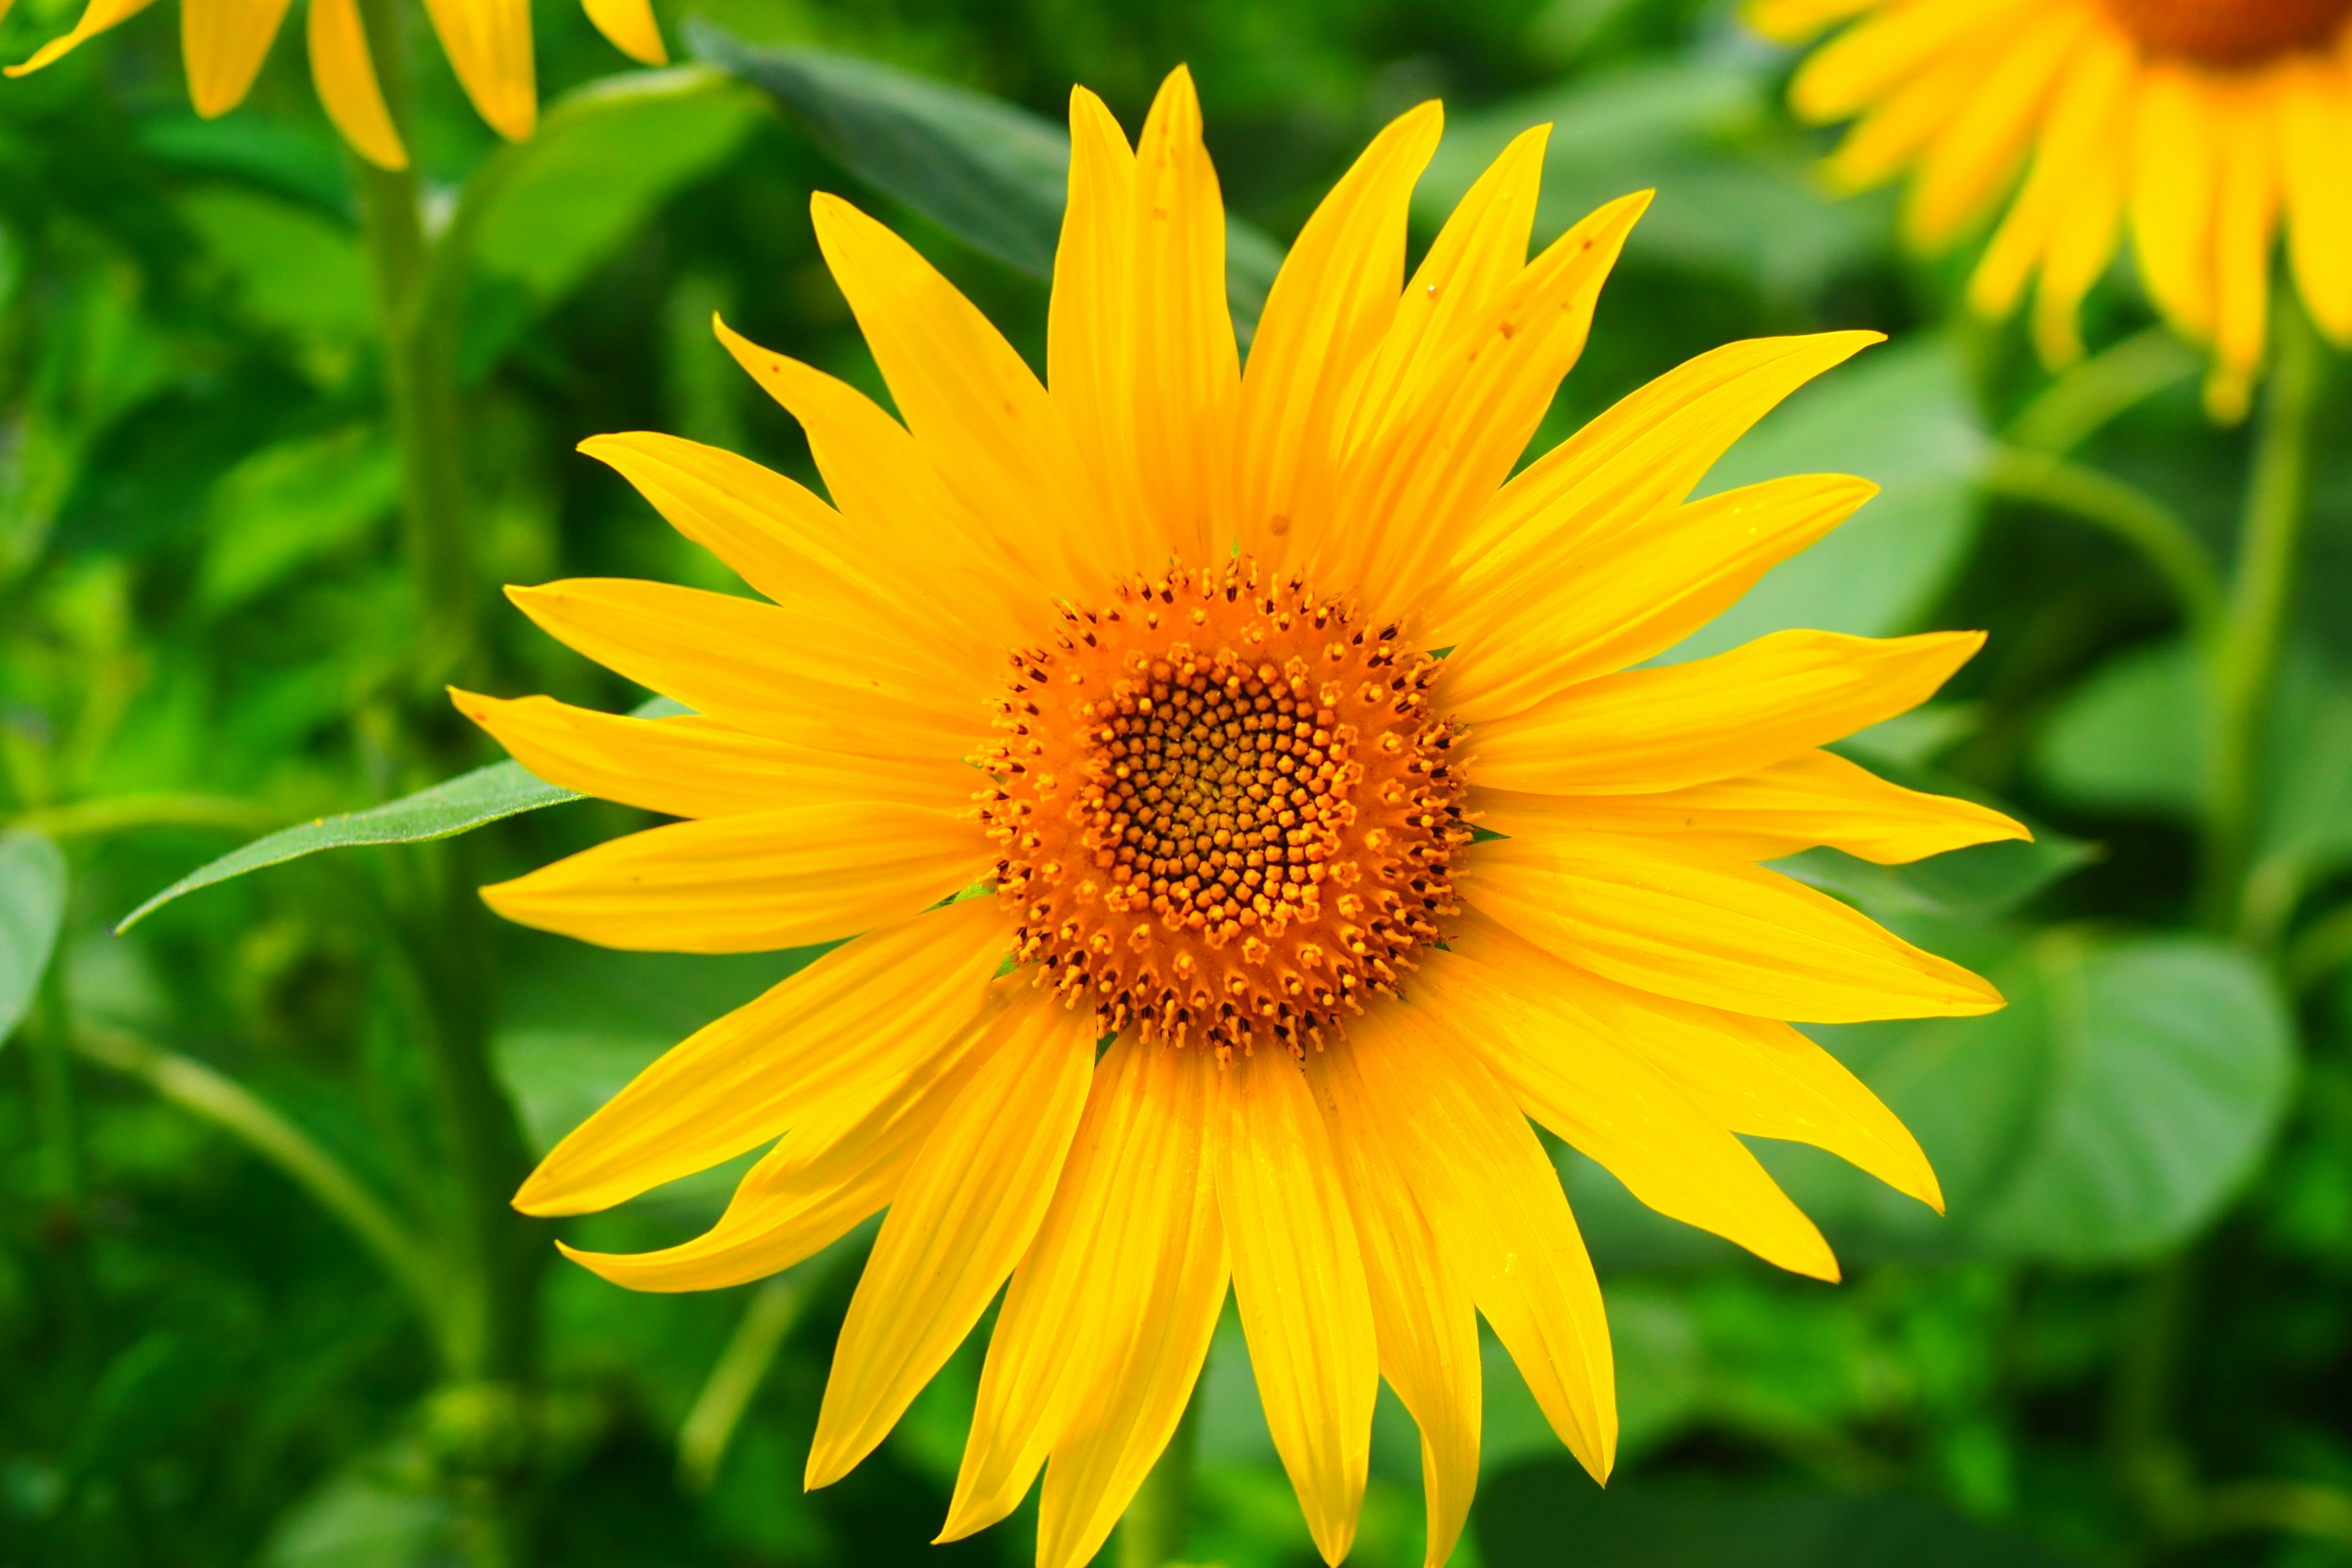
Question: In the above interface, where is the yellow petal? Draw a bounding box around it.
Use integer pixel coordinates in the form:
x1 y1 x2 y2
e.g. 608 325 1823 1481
808 193 1110 596
1966 26 2132 324
7 0 156 78
1431 331 1879 644
1470 628 1985 794
1212 1048 1376 1566
1745 0 1879 47
577 429 1000 671
560 992 1008 1292
1332 120 1541 486
1123 66 1240 563
1474 746 2028 865
1902 4 2090 248
1321 191 1653 617
1033 1047 1227 1568
579 0 662 64
513 899 1009 1216
182 0 293 118
1049 89 1153 567
1444 475 1877 720
807 995 1095 1487
1466 921 1941 1210
503 578 979 761
2282 61 2352 342
417 0 533 140
1233 100 1442 565
1422 940 1838 1279
2032 62 2135 368
1306 1050 1480 1568
710 320 1046 644
305 0 406 169
941 1037 1223 1547
1466 831 2003 1022
1822 36 1995 192
2131 65 2220 343
480 802 988 954
1790 0 2027 123
2207 86 2278 424
1329 1004 1615 1480
450 689 964 822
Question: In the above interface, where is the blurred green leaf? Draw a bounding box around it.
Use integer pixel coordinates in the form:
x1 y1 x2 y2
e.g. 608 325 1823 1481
199 426 398 610
1774 835 2094 922
1672 335 1988 660
258 1462 458 1568
0 829 67 1042
2032 636 2204 816
695 27 1283 341
49 364 315 555
116 698 688 931
137 115 351 214
1476 1469 2086 1568
178 184 370 345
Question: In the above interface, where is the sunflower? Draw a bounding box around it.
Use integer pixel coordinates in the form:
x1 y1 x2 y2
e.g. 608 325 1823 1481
459 66 2014 1568
5 0 664 168
1752 0 2352 420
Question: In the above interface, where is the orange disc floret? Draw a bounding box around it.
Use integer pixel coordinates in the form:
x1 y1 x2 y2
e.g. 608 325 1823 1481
2100 0 2352 65
973 557 1471 1063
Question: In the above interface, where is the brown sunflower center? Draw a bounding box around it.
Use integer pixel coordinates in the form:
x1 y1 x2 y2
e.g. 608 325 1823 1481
974 559 1470 1063
2102 0 2352 64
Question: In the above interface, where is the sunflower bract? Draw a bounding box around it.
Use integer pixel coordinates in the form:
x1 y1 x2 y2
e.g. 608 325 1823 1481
465 66 2019 1568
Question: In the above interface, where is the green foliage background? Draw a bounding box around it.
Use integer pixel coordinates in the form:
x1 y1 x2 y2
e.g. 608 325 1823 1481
1 1 2349 1566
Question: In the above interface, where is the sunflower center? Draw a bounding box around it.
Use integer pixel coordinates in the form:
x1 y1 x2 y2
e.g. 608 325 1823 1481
2102 0 2352 64
974 559 1469 1063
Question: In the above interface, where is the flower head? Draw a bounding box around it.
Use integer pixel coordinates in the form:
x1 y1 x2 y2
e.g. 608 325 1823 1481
6 0 665 167
1754 0 2352 418
461 67 2014 1568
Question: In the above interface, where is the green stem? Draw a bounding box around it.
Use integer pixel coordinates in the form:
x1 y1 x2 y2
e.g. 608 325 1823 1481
10 794 282 839
677 1276 806 1493
2005 325 2200 456
2201 300 2325 935
1980 446 2224 638
1117 1386 1200 1568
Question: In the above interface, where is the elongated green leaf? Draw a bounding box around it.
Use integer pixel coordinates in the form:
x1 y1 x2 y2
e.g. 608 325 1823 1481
692 26 1282 341
115 698 688 932
1 829 68 1041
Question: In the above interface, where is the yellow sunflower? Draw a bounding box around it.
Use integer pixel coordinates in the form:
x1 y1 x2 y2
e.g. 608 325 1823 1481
1752 0 2352 420
459 67 2016 1568
5 0 664 168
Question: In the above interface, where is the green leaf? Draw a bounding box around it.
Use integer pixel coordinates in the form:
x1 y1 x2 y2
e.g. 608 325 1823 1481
2030 635 2204 816
0 829 67 1042
259 1460 459 1568
177 184 371 346
1477 1469 2087 1568
693 27 1284 342
198 426 398 611
1672 334 1989 660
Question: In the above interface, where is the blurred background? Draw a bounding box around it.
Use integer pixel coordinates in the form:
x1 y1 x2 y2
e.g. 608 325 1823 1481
1 1 2348 1566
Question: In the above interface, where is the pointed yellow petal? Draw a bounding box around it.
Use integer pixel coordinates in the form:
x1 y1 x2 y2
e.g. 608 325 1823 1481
1466 832 2003 1022
1822 37 1995 192
1212 1048 1376 1566
1444 475 1877 719
1463 919 1942 1210
1033 1047 1226 1568
808 193 1110 595
503 578 980 760
1902 5 2090 249
418 0 534 140
1469 628 1984 794
1321 191 1653 617
560 993 1006 1292
480 801 987 954
941 1039 1224 1550
450 689 965 822
1789 0 2027 123
1232 100 1442 564
182 0 293 118
7 0 155 78
579 0 662 63
710 320 1045 644
2131 66 2220 343
1305 1050 1480 1568
1124 65 1239 562
1474 747 2028 865
1966 26 2132 325
1422 941 1838 1280
807 995 1095 1487
1430 331 1880 646
2283 61 2352 342
1331 1005 1615 1481
306 0 406 169
1049 89 1155 567
2206 88 2278 424
2030 105 2129 369
513 900 1008 1216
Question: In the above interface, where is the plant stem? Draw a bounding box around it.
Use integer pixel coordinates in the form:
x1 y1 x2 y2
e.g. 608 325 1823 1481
1980 445 2223 637
677 1276 806 1493
2201 300 2325 935
1117 1387 1200 1568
